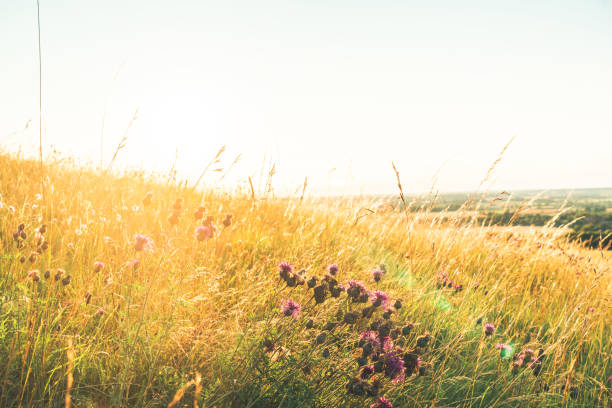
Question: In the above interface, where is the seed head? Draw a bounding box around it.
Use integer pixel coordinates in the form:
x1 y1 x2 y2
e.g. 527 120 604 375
93 261 105 273
28 270 40 282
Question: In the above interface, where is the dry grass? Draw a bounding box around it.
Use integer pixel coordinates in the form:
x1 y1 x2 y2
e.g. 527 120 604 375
0 152 610 407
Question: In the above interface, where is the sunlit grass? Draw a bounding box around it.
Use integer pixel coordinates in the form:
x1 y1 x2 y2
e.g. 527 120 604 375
0 152 609 407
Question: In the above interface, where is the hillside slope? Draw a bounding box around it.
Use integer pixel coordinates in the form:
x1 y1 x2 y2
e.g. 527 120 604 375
0 153 610 407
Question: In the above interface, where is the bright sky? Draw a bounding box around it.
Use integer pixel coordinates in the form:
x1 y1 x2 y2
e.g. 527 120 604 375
1 1 611 195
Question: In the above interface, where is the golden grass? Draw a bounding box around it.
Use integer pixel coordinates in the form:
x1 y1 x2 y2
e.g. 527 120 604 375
0 152 610 407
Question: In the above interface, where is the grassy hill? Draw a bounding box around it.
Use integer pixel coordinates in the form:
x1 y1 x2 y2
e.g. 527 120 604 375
0 152 610 407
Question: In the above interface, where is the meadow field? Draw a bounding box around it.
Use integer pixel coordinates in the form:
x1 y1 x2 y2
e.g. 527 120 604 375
0 152 610 407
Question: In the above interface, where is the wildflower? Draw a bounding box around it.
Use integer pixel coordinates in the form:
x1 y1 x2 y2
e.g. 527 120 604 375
328 264 339 275
61 274 72 286
29 252 38 263
133 234 153 251
262 338 275 353
278 262 294 280
203 215 214 227
370 397 393 408
416 333 431 348
484 323 496 336
360 365 375 379
381 336 394 353
313 284 328 304
96 308 105 316
307 276 317 288
281 299 301 318
360 331 381 348
193 206 205 220
173 198 183 211
496 343 510 351
127 259 140 270
394 299 402 309
403 351 421 375
370 290 389 307
316 332 327 344
362 306 375 318
518 348 535 363
305 319 314 329
402 323 414 336
43 269 50 279
223 214 233 227
27 270 40 282
195 226 214 241
384 351 406 382
346 280 369 301
343 312 357 324
93 261 105 273
371 268 384 282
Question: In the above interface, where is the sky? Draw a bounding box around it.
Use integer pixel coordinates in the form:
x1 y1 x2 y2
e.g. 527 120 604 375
1 0 611 195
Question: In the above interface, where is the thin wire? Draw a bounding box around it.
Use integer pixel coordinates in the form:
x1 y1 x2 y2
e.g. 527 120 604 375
37 0 43 176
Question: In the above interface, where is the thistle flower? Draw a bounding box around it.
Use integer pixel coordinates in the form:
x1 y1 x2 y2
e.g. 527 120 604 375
133 234 153 252
328 264 339 275
360 365 375 379
381 336 394 353
222 214 233 227
370 290 389 307
96 308 105 316
195 226 214 241
127 259 140 270
370 397 393 408
360 331 381 348
384 351 406 382
278 262 294 279
371 269 384 282
484 323 496 336
93 261 105 273
27 270 40 282
193 206 205 220
281 299 301 318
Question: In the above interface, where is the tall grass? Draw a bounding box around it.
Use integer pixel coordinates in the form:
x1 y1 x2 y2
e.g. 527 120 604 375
0 152 609 407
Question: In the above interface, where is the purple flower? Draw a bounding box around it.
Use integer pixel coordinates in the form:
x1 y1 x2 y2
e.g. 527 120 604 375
370 290 389 307
195 225 214 241
280 299 301 318
371 269 385 282
381 336 394 353
370 397 393 408
346 280 367 291
93 261 105 273
360 331 381 348
133 234 153 251
327 264 339 275
278 262 294 280
484 323 495 336
384 351 405 383
495 343 510 351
